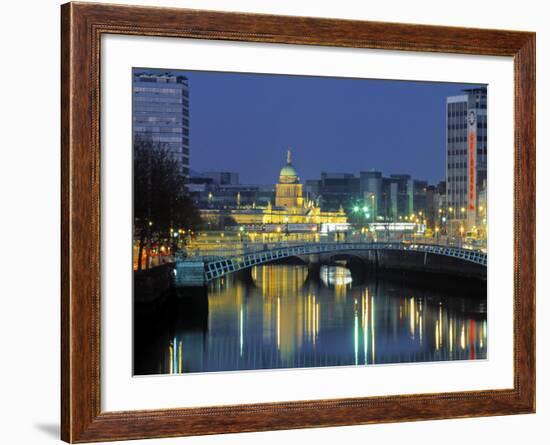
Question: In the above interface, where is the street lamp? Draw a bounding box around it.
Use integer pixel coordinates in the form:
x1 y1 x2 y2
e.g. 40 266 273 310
370 194 376 222
284 216 290 236
238 225 245 242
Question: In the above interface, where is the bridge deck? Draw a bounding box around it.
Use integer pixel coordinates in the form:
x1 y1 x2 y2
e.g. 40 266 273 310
190 242 487 283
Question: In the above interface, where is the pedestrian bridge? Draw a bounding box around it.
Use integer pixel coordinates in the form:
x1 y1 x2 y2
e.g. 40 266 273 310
174 242 487 287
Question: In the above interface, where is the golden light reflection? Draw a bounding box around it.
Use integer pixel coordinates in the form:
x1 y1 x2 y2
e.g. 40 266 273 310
449 320 454 353
166 336 184 375
240 304 244 356
253 265 308 360
354 302 359 365
362 289 368 363
479 323 484 348
169 341 173 373
409 297 415 339
438 305 443 349
419 315 423 345
195 263 487 373
254 264 308 298
277 295 281 350
305 293 320 346
371 294 375 364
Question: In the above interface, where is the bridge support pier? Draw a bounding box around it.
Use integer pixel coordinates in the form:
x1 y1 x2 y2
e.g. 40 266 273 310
296 253 321 278
174 260 206 287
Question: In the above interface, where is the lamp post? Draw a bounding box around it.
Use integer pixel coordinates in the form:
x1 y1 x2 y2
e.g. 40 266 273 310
146 220 153 269
364 206 371 242
238 225 244 245
478 205 486 242
352 204 360 228
284 215 289 240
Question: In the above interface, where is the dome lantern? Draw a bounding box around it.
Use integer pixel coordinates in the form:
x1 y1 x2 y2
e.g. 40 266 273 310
279 148 299 184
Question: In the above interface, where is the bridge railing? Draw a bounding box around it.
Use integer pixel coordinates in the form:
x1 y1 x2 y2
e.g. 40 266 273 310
198 241 487 282
183 241 486 263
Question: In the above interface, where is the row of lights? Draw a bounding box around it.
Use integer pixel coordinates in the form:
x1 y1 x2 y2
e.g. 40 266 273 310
438 205 485 215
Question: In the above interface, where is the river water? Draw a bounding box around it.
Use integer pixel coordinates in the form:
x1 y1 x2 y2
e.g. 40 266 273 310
134 264 487 375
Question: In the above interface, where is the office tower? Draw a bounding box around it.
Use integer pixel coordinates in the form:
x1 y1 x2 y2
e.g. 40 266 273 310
446 87 487 231
133 71 190 180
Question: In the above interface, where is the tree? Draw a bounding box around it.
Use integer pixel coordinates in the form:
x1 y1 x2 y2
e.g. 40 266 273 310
133 135 202 270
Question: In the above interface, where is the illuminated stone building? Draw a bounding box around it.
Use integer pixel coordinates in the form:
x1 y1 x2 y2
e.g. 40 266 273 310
198 150 348 230
275 150 305 208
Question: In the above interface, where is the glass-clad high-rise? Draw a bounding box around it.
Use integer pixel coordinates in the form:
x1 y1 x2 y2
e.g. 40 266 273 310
133 71 190 180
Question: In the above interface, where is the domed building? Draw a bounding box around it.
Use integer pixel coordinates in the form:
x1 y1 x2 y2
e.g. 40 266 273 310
275 150 304 209
198 149 348 233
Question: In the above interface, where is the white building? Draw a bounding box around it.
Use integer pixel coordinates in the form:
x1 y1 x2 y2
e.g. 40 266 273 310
446 87 487 232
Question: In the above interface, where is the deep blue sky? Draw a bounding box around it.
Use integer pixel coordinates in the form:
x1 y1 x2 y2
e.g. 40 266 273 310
139 68 484 185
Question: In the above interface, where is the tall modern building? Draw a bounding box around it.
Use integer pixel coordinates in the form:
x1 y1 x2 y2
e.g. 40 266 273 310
359 170 383 218
202 172 240 186
133 71 190 180
388 174 414 219
306 169 419 221
446 87 487 231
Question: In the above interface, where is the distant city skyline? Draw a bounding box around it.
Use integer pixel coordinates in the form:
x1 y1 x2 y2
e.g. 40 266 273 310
134 67 485 184
190 163 430 187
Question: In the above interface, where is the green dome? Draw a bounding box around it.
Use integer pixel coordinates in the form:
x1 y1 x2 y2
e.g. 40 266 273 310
280 164 297 178
278 149 299 184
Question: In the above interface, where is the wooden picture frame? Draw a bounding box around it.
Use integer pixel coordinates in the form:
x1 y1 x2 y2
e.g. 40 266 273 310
61 2 535 442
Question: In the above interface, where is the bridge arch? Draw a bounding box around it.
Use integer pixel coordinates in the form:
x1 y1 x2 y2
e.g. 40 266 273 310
175 242 487 287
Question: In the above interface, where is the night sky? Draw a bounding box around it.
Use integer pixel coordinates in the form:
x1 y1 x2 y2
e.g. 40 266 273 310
138 68 485 185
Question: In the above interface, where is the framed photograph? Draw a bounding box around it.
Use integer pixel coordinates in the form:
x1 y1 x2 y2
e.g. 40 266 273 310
61 2 535 442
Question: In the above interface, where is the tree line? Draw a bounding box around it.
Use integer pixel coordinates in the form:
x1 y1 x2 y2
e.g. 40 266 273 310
133 135 202 270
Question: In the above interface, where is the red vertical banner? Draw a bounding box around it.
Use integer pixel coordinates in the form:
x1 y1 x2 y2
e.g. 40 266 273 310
467 110 477 212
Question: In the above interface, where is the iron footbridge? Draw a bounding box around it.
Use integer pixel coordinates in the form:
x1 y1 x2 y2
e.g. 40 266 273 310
174 242 487 286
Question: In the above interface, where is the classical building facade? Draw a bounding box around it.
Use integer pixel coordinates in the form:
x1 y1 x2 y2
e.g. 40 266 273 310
275 150 305 209
198 150 347 230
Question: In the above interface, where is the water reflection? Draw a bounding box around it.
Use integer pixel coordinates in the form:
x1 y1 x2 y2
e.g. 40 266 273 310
134 264 487 375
